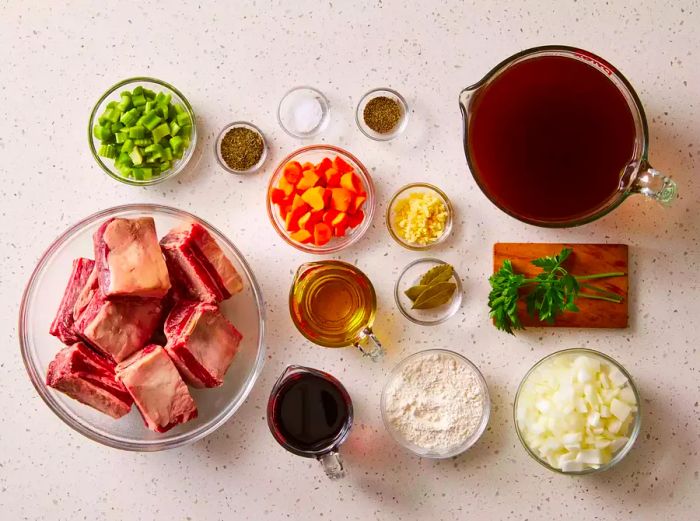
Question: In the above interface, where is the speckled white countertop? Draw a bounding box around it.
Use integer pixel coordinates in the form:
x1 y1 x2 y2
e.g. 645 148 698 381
1 1 698 519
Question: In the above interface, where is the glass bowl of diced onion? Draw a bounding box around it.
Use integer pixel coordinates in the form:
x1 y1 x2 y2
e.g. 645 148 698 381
88 77 197 186
514 348 641 475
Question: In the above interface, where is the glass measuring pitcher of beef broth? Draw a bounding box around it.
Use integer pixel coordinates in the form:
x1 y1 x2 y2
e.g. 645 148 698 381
459 45 677 227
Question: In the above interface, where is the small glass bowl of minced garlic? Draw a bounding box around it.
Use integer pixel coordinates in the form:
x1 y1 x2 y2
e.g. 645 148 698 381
386 183 453 250
215 121 267 174
355 88 409 141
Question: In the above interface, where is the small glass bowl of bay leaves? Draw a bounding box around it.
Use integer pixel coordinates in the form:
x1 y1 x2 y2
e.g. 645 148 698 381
394 258 462 326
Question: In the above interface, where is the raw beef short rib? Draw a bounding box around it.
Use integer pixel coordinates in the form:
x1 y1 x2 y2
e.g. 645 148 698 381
164 300 242 388
73 287 163 363
49 258 95 345
116 345 198 432
46 342 133 419
94 217 171 298
160 222 243 303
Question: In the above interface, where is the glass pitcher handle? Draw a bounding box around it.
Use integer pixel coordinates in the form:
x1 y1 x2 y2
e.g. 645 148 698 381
318 450 345 480
354 327 384 362
631 162 677 206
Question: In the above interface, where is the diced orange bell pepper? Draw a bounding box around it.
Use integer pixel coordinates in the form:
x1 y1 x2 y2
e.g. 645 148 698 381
300 186 325 211
315 157 332 176
347 209 364 228
313 222 333 246
283 161 303 184
333 156 354 174
271 188 286 205
325 167 341 188
290 229 313 244
296 169 320 191
278 175 295 197
340 172 362 194
298 211 312 230
286 198 310 232
349 194 366 214
330 188 353 212
291 193 306 212
331 212 348 228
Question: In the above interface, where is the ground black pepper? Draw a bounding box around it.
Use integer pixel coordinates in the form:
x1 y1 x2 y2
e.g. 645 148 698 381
363 96 402 134
220 126 264 171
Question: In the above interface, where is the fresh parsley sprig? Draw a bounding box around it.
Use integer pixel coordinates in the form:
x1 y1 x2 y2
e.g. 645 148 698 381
488 248 625 334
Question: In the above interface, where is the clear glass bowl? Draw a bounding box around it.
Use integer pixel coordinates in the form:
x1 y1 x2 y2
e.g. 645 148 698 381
386 183 453 250
19 204 266 451
380 349 491 458
355 88 409 141
277 86 331 139
394 258 462 326
88 77 197 186
266 144 376 254
214 121 268 175
514 348 641 475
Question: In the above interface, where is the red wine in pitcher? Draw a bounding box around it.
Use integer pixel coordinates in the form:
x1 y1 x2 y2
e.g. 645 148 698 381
468 55 636 223
268 370 351 455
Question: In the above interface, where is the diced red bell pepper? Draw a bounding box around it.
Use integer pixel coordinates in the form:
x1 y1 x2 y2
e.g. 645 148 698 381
333 156 354 174
271 188 286 205
313 222 332 246
347 209 364 228
315 157 332 176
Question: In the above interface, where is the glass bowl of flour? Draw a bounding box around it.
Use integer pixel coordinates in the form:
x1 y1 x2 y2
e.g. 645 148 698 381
380 349 490 458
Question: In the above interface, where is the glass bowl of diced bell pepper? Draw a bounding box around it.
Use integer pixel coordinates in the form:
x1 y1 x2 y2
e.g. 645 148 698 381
88 77 197 186
266 145 375 254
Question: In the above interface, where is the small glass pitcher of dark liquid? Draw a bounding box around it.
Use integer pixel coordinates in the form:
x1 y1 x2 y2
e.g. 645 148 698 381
267 365 353 480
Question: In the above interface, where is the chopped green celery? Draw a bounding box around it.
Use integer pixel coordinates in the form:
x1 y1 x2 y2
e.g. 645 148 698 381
110 122 123 133
117 93 131 112
145 100 155 113
133 138 151 146
143 89 156 99
175 112 191 127
121 139 134 153
144 143 164 155
169 135 184 152
151 123 170 143
106 101 118 110
159 104 169 119
155 92 172 105
142 112 162 131
173 103 185 114
120 108 139 126
159 161 172 172
132 86 143 95
129 147 144 165
104 108 121 123
128 126 146 139
178 125 191 140
98 144 117 159
169 120 181 136
116 152 132 166
162 146 173 161
93 124 112 141
133 167 153 180
115 132 127 144
173 147 184 160
132 93 146 107
98 115 109 126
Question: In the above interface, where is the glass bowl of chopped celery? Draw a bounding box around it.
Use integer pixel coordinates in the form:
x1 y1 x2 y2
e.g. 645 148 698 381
514 348 641 475
386 183 453 250
88 77 197 186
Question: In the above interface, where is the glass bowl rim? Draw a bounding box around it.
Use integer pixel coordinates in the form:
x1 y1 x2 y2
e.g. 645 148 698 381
513 347 642 475
276 85 331 139
393 257 463 326
266 144 376 254
355 87 409 141
18 203 266 451
87 77 198 187
380 348 491 458
386 182 454 250
214 121 268 175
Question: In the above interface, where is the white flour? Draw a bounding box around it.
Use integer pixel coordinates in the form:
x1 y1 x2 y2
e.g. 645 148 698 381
384 352 485 451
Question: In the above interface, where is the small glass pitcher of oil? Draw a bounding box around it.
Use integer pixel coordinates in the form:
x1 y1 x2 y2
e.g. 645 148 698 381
290 260 384 361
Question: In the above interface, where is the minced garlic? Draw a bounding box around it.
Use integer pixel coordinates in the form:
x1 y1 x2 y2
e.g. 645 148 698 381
393 192 448 245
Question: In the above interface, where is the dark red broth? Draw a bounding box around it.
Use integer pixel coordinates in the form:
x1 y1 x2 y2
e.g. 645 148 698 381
467 55 636 223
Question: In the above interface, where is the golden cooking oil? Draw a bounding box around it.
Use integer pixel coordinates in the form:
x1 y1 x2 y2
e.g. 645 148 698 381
290 261 376 348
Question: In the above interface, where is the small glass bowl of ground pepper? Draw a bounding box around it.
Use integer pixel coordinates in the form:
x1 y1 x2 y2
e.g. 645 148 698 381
215 122 267 174
356 88 409 141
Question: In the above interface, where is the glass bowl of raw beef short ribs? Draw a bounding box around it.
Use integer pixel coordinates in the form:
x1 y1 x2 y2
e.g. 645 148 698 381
19 204 265 451
266 145 375 254
88 77 197 186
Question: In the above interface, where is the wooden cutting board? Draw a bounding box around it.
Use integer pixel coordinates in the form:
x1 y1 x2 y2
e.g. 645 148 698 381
493 243 629 328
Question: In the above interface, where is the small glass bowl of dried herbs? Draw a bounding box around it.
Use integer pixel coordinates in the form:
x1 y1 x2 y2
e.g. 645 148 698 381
356 88 409 141
394 258 462 326
215 121 267 174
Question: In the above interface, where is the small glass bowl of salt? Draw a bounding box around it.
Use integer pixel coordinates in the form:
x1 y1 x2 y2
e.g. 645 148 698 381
277 86 330 139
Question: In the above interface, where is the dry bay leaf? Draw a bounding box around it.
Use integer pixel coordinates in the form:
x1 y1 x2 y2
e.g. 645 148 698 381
411 281 457 309
419 264 454 286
